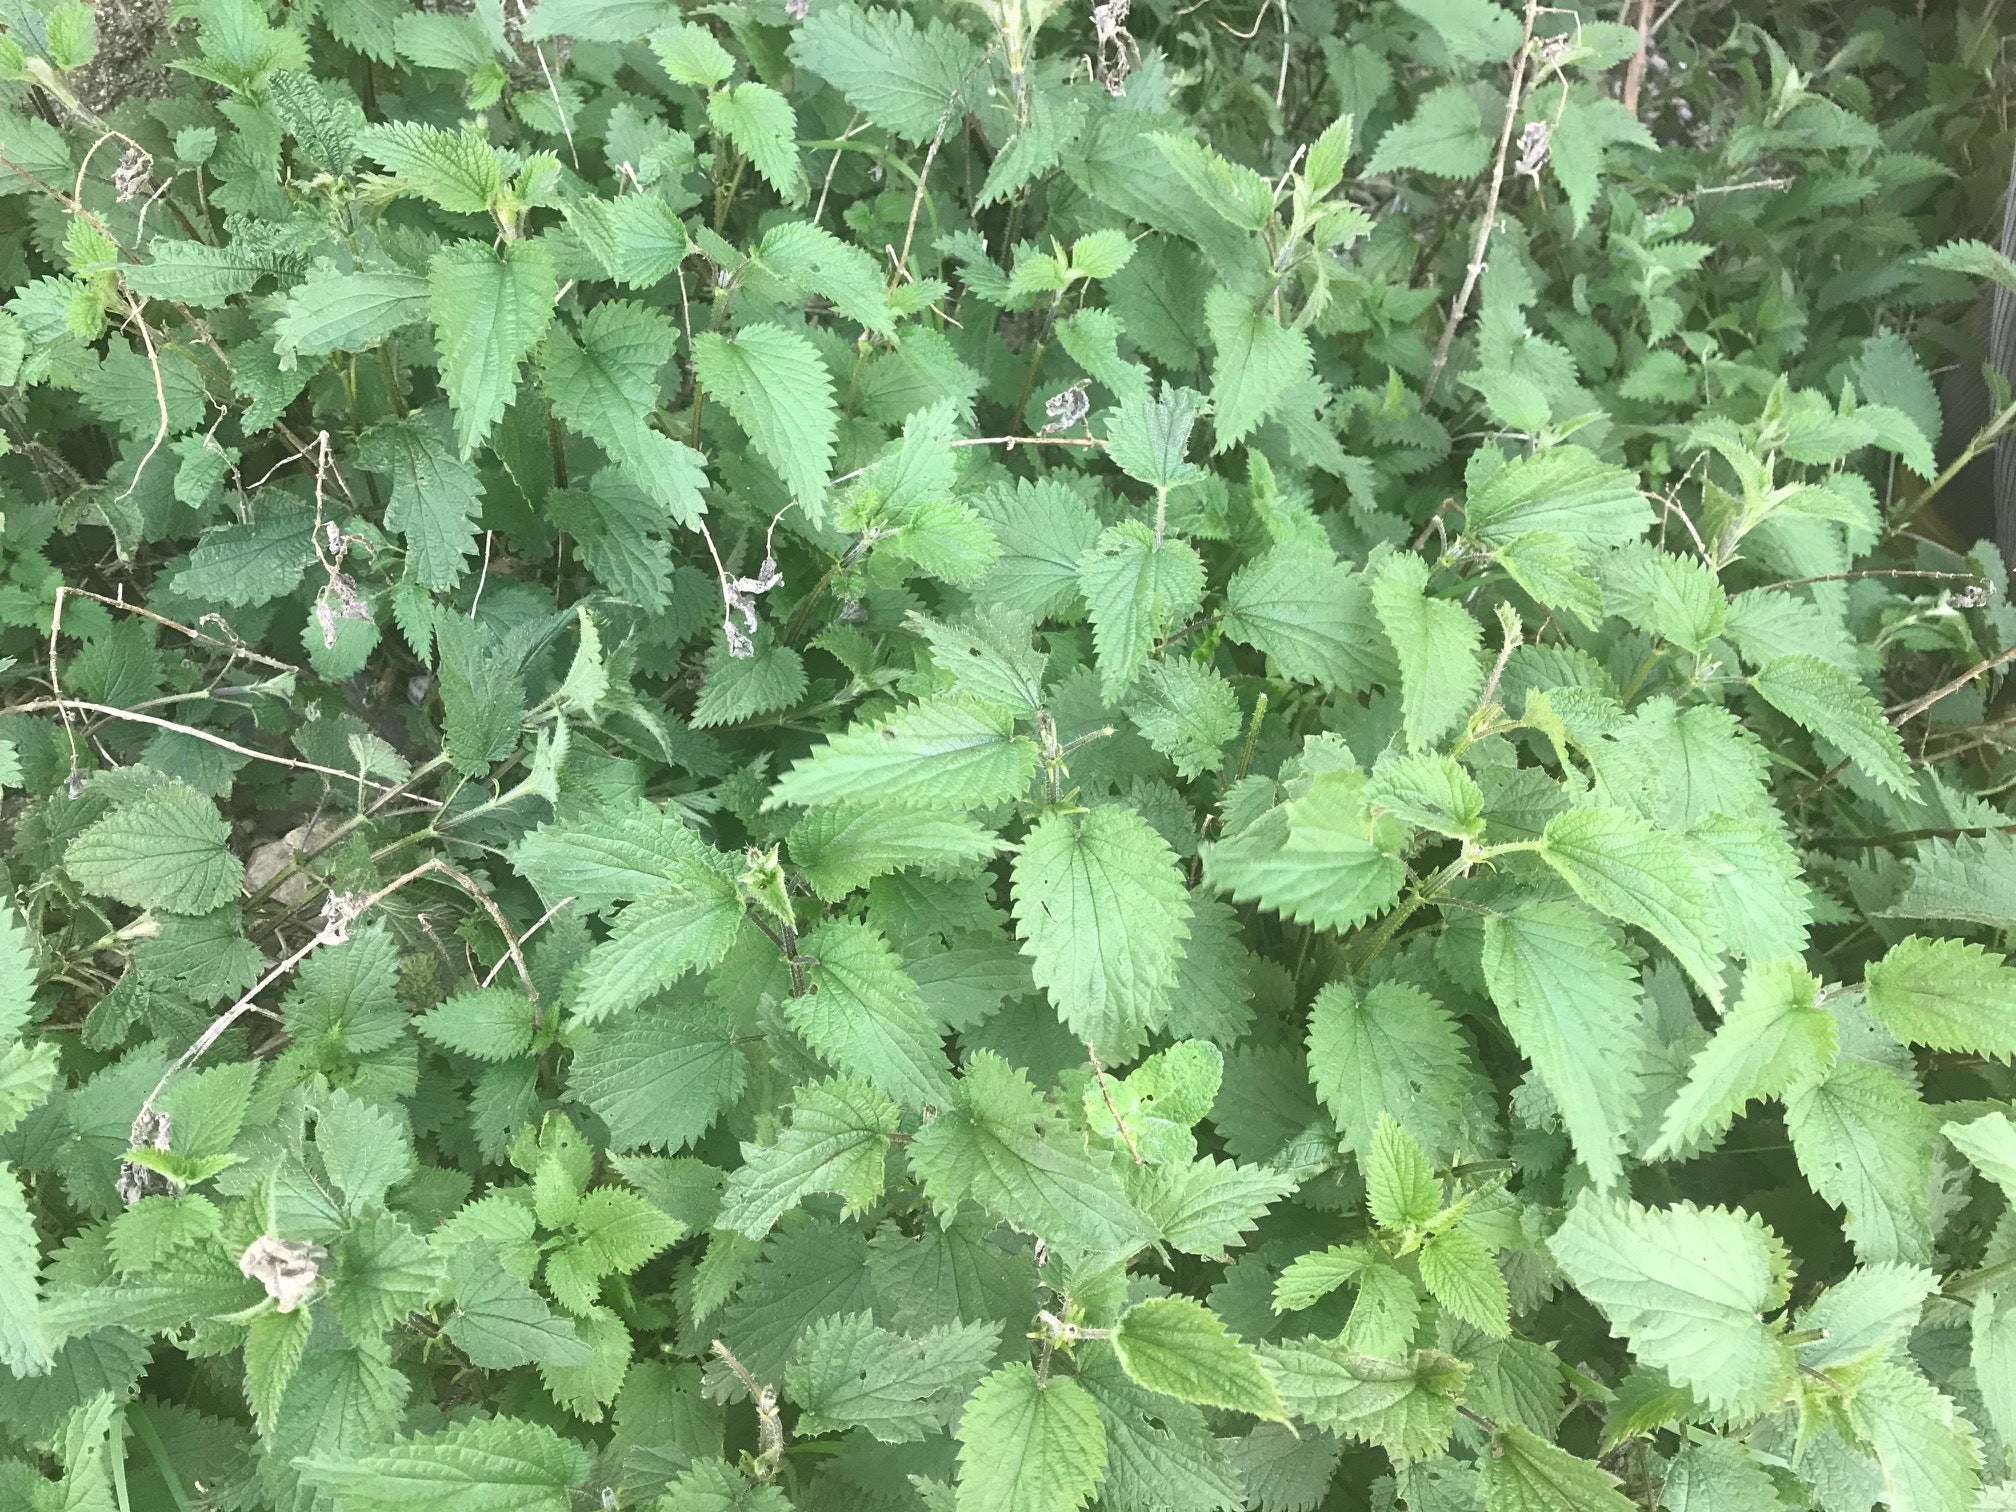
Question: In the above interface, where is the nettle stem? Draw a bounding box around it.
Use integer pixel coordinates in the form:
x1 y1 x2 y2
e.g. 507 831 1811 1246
711 1340 786 1481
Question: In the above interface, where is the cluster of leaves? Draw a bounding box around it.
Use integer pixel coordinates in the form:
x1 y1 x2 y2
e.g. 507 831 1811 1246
4 0 2016 1508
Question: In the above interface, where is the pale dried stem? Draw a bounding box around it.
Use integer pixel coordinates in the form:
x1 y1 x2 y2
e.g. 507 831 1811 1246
7 696 437 800
481 895 574 986
813 113 866 228
1622 0 1654 116
116 297 172 503
54 585 295 673
710 1340 786 1481
132 858 540 1137
1085 1041 1144 1164
891 113 954 289
1422 0 1543 405
1888 645 2016 727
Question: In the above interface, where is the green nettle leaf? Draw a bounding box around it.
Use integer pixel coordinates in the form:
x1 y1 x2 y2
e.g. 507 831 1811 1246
1308 978 1486 1160
1276 1247 1374 1314
786 1310 998 1442
511 800 713 915
1077 522 1207 698
910 606 1050 718
767 697 1038 811
1860 334 1942 459
566 193 691 290
1133 1153 1295 1259
1460 445 1652 550
171 497 315 606
1074 1351 1245 1512
1221 540 1382 693
1365 84 1492 177
1478 1425 1635 1512
1548 1193 1794 1420
1256 1339 1467 1461
1649 957 1834 1159
650 20 734 88
539 300 706 525
417 987 539 1062
0 1163 52 1374
1751 654 1914 798
1482 901 1646 1192
1796 1262 1936 1374
434 613 527 775
122 237 284 306
1396 0 1522 63
567 1001 747 1152
1104 385 1209 491
1012 804 1192 1056
1945 1109 2016 1195
956 1363 1108 1512
716 1075 899 1239
1656 1438 1785 1511
792 919 955 1110
691 322 836 508
1975 1287 2016 1475
790 2 981 144
0 1043 56 1137
1365 1114 1440 1230
1110 1296 1288 1421
1369 552 1485 749
1366 753 1484 840
1148 133 1276 232
429 238 556 455
758 220 897 336
1844 1359 1984 1512
443 1250 593 1369
569 868 744 1021
359 122 504 212
1866 935 2016 1058
707 82 806 203
1205 769 1407 934
1419 1225 1510 1337
908 1052 1142 1252
522 0 680 40
1889 833 2016 928
298 1414 589 1512
2 6 2013 1506
245 1305 311 1432
1537 805 1725 1004
66 784 244 913
1604 546 1727 654
1125 658 1242 778
357 411 482 590
1205 286 1312 452
1785 1056 1936 1267
267 69 366 172
1920 237 2016 293
788 804 1002 900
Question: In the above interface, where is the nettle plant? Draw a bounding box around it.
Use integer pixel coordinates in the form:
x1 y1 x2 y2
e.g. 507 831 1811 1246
4 0 2016 1508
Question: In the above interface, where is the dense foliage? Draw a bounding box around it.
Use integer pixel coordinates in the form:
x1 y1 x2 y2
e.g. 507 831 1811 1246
5 0 2016 1507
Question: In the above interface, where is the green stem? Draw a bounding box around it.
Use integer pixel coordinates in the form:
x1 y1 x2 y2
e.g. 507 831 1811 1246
243 752 451 909
1010 336 1048 427
1618 648 1665 705
1347 853 1486 970
1946 1256 2016 1300
1893 398 2016 536
713 151 748 234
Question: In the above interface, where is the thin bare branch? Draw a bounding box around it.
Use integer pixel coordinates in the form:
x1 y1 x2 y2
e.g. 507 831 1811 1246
1422 0 1543 405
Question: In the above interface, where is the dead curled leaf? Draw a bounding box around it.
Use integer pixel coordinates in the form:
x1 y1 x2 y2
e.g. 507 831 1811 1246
238 1235 326 1313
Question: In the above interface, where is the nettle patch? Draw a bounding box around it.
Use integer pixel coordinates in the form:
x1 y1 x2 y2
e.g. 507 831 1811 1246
2 0 2016 1510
